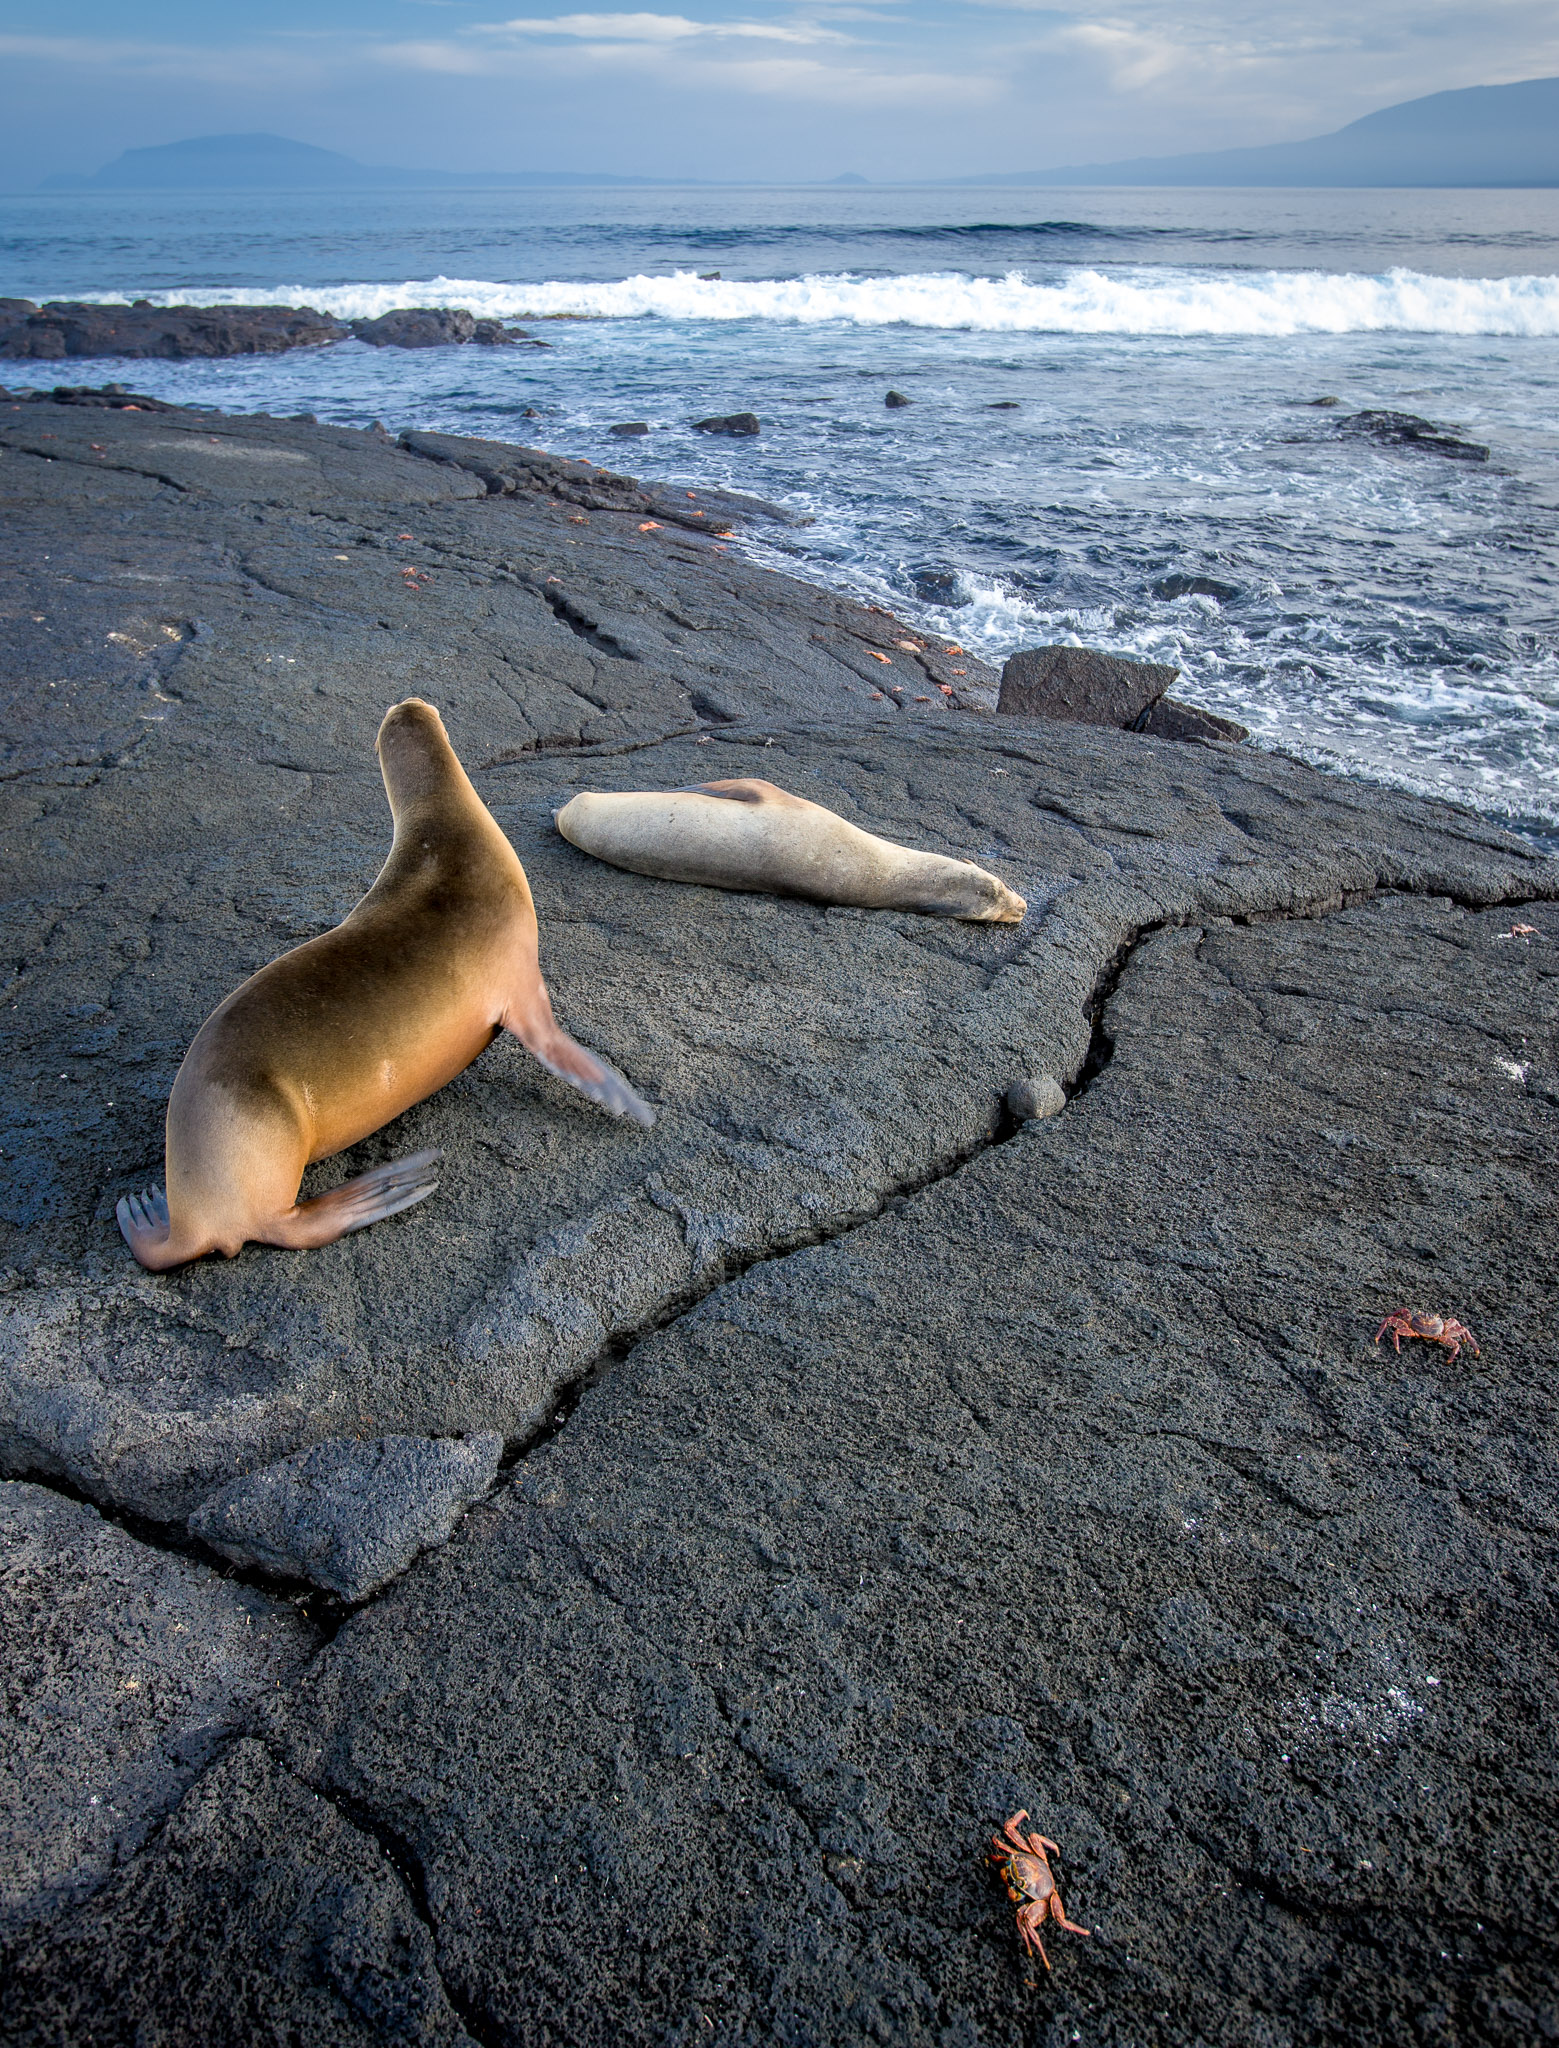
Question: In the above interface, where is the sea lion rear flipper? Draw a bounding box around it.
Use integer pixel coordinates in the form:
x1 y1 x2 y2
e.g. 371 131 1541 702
273 1148 444 1246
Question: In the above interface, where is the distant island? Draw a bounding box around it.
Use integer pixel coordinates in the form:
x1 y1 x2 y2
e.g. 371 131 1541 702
39 132 663 192
955 75 1559 187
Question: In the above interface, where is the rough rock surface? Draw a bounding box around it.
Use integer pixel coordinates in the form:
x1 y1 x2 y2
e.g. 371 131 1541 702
998 643 1181 729
189 1433 503 1601
257 893 1558 2047
1139 694 1250 744
349 309 536 350
0 1482 311 1934
1 391 1555 2043
1 1739 471 2046
694 412 761 436
0 301 350 361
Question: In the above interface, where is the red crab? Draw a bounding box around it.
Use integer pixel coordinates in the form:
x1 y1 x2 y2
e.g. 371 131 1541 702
1374 1309 1480 1364
987 1811 1090 1970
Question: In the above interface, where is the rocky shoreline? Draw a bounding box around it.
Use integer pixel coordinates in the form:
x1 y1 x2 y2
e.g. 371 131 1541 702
1 389 1555 2045
0 300 543 360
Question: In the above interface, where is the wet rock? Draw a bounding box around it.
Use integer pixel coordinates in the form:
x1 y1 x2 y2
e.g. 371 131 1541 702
1337 410 1490 462
692 411 760 436
1152 571 1240 603
1139 695 1249 744
608 421 650 436
0 1482 310 1935
998 642 1179 729
910 566 966 606
1305 394 1342 406
1 1739 468 2045
987 400 1021 409
0 301 349 360
188 1433 503 1602
885 390 912 408
349 307 537 349
1006 1073 1065 1120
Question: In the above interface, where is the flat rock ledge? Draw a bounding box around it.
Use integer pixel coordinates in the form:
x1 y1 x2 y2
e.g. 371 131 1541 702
188 1432 503 1602
1 391 1555 2045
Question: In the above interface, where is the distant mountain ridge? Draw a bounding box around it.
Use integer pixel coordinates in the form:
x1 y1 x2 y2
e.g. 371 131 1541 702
41 132 660 191
955 76 1559 187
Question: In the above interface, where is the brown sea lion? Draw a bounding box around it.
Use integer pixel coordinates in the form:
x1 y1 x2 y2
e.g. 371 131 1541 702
117 698 652 1271
554 778 1026 922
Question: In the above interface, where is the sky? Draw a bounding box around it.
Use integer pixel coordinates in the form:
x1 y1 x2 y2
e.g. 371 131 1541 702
1 1 1557 187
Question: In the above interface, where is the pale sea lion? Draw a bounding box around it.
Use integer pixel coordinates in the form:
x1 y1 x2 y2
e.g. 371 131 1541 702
117 698 652 1271
554 779 1026 923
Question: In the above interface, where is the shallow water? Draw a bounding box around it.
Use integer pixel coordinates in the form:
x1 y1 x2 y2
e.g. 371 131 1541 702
4 183 1556 843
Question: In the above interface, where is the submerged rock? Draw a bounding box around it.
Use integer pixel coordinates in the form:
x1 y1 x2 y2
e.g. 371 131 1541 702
885 390 912 408
609 421 650 436
188 1433 503 1602
1337 410 1489 462
999 642 1179 729
1153 571 1241 603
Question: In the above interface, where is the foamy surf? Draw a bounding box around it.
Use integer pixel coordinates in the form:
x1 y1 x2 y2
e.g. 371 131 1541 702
109 265 1559 337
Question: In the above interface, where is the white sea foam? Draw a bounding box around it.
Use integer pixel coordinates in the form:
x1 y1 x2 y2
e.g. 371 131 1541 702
116 266 1559 337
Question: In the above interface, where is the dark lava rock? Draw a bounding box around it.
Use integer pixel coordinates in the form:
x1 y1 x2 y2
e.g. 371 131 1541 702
1 1739 467 2045
693 411 760 436
0 301 349 361
188 1432 503 1601
1337 410 1490 463
242 893 1556 2047
1305 394 1342 406
1 1482 310 1936
349 307 536 349
1138 694 1249 744
609 421 650 436
998 642 1179 728
2 391 1556 2046
1152 570 1240 603
911 566 967 606
987 400 1021 409
885 389 912 408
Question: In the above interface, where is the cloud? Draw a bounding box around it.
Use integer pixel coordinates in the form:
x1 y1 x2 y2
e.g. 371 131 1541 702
472 11 848 41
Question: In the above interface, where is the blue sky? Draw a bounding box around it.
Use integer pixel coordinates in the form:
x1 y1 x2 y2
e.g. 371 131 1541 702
2 1 1556 185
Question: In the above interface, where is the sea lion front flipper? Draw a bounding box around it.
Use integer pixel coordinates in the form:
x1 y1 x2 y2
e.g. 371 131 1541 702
504 997 655 1128
267 1148 444 1248
117 1186 173 1263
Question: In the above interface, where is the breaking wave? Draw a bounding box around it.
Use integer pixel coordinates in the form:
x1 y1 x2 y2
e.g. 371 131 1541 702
131 265 1559 336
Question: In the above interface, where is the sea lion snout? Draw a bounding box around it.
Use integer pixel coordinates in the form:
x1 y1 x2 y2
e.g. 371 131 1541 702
376 699 458 808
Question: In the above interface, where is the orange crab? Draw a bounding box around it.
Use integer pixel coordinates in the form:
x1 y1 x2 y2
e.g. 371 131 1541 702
1374 1308 1480 1364
987 1811 1090 1970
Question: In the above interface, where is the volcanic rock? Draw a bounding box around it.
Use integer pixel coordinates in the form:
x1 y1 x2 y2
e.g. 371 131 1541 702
1139 695 1249 743
0 301 349 360
693 411 760 436
349 306 537 349
998 642 1179 728
0 1483 310 1935
609 421 650 436
188 1432 503 1601
1337 409 1490 462
885 389 912 408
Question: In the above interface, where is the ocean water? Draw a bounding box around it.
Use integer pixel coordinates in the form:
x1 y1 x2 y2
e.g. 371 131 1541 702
4 183 1557 843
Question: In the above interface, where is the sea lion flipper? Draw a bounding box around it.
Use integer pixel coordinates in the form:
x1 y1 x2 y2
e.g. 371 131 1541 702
117 1186 172 1261
283 1148 444 1243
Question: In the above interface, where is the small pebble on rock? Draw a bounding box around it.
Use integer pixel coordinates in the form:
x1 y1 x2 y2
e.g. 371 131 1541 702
1007 1074 1066 1121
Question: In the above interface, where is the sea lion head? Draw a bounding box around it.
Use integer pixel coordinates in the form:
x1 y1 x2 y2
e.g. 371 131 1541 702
375 698 457 809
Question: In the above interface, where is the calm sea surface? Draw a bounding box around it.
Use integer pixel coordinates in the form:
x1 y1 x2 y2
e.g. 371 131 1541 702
3 184 1557 842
